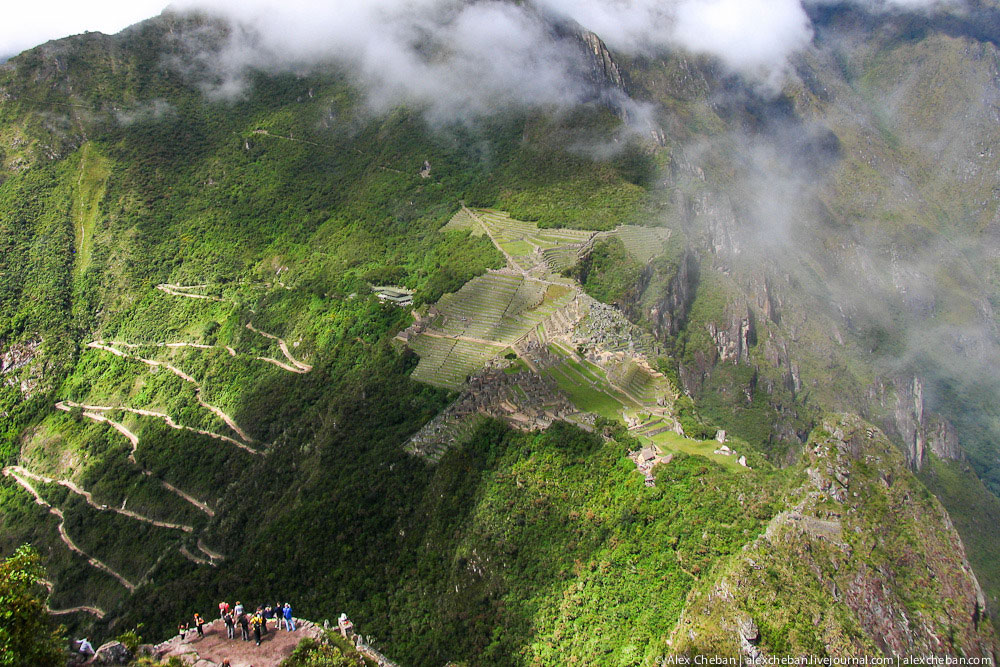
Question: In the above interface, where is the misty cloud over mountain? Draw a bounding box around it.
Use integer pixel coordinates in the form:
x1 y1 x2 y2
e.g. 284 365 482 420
164 0 965 114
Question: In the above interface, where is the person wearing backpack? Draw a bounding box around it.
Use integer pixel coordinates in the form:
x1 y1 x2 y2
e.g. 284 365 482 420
251 612 263 646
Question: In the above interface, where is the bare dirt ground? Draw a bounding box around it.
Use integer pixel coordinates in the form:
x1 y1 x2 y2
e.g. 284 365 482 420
154 617 322 667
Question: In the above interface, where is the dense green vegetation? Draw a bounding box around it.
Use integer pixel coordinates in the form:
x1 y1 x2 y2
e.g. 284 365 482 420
100 418 791 666
0 546 65 667
1 7 1000 661
672 417 997 657
571 236 643 306
920 456 1000 621
280 634 364 667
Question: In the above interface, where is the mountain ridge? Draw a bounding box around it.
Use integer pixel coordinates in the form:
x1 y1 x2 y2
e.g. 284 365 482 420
1 4 999 663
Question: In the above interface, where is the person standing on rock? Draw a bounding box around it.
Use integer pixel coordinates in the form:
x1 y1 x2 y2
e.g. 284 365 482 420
178 622 188 642
76 638 95 657
223 609 235 639
193 612 205 638
282 602 295 631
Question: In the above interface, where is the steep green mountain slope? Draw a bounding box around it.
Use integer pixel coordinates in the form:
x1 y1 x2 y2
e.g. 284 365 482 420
0 5 999 664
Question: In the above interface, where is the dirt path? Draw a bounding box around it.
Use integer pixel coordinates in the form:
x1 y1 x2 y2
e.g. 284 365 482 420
155 477 216 518
252 129 408 175
49 604 106 618
102 339 307 377
156 283 225 302
57 400 261 456
37 579 106 618
54 404 216 517
179 544 213 567
196 539 225 561
419 329 511 348
4 465 194 533
256 356 309 373
86 342 255 445
152 283 314 376
3 468 137 591
245 323 312 372
103 341 216 351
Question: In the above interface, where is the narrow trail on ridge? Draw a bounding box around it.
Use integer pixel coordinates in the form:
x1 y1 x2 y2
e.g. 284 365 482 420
55 403 216 518
3 465 194 532
31 281 317 590
49 604 106 619
156 283 225 301
2 468 137 591
153 282 315 376
101 339 302 374
250 128 408 174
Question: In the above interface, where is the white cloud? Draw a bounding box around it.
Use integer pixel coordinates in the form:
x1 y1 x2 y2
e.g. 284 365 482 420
672 0 812 79
0 1 169 59
1 0 965 110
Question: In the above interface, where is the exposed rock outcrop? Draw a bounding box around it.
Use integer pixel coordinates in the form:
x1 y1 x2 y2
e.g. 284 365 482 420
91 641 131 665
867 375 965 469
1 339 39 374
706 301 756 366
643 251 700 341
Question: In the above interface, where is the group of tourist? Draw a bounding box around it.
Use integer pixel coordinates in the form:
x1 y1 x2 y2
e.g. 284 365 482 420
178 601 295 647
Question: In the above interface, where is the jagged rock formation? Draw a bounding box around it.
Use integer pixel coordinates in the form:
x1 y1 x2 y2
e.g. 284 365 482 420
864 375 965 469
636 251 700 341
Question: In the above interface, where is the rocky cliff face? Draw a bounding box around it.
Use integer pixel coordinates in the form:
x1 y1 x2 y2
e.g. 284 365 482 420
637 251 699 341
667 415 997 659
865 375 965 469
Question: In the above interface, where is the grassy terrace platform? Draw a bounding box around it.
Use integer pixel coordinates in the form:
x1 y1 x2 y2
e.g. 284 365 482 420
409 335 498 388
443 208 594 271
606 225 673 264
642 430 746 471
542 343 642 420
409 273 575 389
606 358 676 407
475 209 592 265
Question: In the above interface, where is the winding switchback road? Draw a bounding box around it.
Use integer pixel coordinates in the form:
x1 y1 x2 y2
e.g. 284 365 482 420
2 468 137 591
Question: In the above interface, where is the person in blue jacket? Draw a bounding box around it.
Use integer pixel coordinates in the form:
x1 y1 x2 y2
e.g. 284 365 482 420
282 602 295 631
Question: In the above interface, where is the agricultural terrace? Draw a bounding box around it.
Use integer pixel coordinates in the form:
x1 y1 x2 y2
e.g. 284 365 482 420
445 208 594 273
605 358 677 409
541 342 641 420
408 272 576 389
603 225 672 264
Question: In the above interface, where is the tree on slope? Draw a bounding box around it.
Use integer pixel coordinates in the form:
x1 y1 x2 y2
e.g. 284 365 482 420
0 545 65 667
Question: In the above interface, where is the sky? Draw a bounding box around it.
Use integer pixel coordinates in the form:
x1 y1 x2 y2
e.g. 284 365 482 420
0 1 169 59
